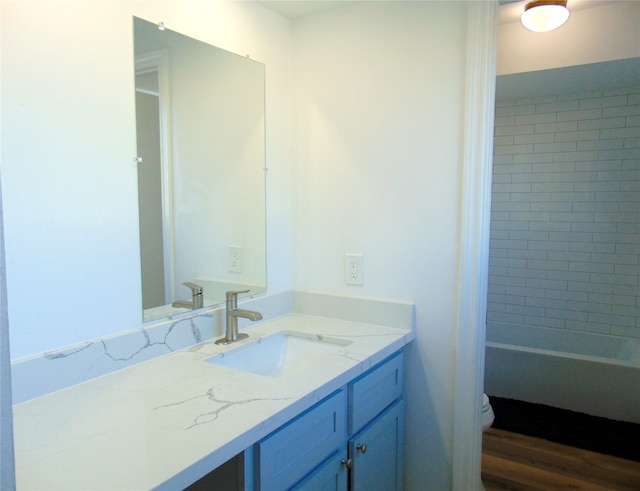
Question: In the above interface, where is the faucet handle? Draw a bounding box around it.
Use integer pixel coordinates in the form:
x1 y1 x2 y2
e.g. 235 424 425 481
226 289 250 301
183 282 203 295
226 290 250 309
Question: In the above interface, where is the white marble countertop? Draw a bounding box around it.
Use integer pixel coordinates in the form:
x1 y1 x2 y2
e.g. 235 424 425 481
13 313 413 490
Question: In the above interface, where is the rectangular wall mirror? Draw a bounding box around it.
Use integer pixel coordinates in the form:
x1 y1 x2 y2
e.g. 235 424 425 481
133 17 266 322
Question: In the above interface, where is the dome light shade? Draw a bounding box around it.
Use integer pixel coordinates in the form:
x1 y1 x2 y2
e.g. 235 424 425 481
521 0 570 32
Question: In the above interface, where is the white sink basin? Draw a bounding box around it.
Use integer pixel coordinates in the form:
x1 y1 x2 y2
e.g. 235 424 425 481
205 330 353 377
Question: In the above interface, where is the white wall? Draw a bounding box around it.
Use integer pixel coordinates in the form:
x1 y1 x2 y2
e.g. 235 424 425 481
0 1 292 359
291 2 469 488
498 1 640 75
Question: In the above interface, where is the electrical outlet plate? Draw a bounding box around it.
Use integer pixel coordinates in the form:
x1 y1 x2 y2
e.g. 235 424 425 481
344 254 363 285
228 246 242 273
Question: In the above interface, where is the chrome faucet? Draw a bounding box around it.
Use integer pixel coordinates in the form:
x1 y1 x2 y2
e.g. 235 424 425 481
215 289 263 345
172 282 204 310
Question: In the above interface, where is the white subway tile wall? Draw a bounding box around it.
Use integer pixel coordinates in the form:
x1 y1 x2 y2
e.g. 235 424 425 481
488 86 640 338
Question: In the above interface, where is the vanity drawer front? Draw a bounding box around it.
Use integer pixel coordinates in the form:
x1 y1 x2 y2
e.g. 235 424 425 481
255 389 347 491
349 351 403 434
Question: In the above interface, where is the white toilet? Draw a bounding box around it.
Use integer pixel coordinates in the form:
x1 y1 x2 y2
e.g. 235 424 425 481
482 393 495 432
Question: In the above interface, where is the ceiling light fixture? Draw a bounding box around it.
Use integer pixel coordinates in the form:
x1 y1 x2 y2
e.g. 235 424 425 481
521 0 570 32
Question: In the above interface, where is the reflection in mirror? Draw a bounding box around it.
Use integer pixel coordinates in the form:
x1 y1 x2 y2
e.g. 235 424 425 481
133 17 266 322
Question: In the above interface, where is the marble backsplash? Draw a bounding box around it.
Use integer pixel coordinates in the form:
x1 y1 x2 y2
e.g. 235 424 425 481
11 290 413 404
11 291 294 404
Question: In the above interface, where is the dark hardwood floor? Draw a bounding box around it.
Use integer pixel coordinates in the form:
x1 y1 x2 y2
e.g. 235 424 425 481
482 428 640 490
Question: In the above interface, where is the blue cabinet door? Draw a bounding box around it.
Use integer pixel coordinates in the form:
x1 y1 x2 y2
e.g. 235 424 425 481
292 451 348 491
349 400 404 491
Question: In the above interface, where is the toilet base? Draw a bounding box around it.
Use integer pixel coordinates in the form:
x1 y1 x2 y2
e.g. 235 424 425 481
482 393 494 432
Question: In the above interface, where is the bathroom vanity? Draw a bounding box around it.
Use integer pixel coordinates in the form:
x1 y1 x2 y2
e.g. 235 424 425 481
250 351 404 490
12 309 413 490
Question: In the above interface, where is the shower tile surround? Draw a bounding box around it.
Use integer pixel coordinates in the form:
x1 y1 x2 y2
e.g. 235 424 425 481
11 291 414 489
489 85 640 339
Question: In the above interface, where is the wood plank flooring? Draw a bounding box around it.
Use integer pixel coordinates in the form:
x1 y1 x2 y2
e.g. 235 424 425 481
482 428 640 490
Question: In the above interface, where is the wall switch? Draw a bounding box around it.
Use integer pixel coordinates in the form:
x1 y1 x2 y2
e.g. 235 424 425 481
228 246 243 273
345 254 363 285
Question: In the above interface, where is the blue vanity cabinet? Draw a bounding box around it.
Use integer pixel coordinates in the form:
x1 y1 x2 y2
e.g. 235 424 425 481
253 351 404 491
291 450 349 491
348 352 403 435
254 389 347 491
347 352 404 491
348 400 404 490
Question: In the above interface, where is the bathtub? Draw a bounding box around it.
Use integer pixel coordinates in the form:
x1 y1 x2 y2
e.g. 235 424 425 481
484 323 640 424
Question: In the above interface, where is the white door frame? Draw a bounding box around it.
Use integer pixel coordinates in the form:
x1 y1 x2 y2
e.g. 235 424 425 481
135 49 176 305
453 2 497 489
